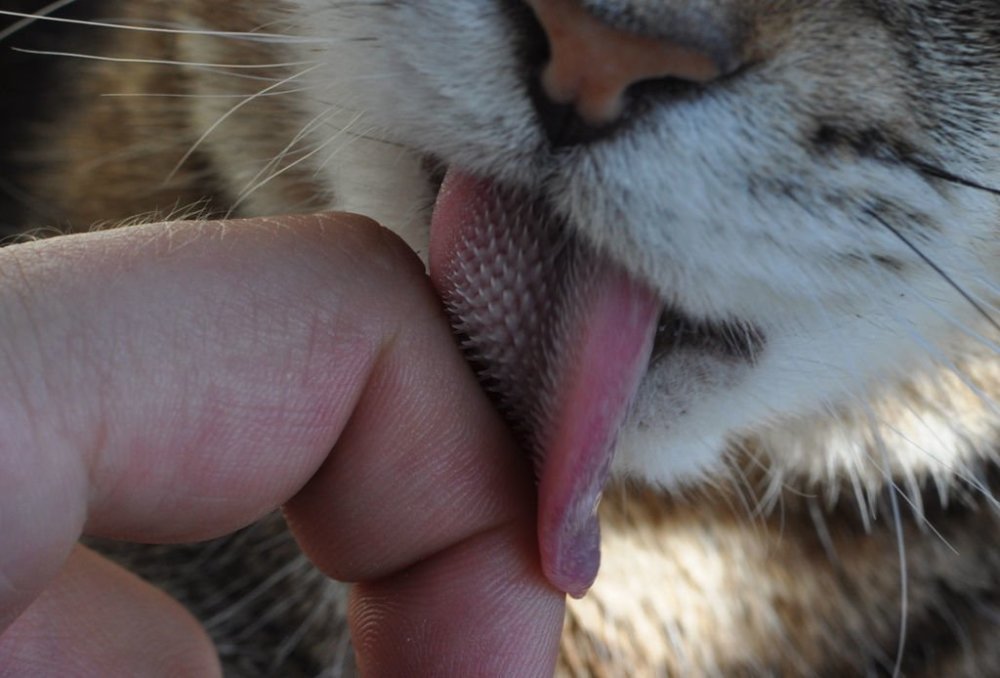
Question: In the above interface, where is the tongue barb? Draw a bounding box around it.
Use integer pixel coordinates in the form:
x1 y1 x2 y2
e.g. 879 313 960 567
429 171 659 597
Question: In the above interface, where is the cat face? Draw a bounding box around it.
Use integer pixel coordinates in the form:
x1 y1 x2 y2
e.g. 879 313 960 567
280 0 1000 485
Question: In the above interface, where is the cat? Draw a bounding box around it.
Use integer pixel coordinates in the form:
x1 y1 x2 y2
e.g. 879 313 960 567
3 0 999 675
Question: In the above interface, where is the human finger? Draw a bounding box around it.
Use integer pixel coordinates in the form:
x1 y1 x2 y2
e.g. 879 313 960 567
0 214 564 672
0 545 219 677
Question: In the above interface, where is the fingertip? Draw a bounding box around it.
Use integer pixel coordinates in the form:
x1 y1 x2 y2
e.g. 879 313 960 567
0 546 221 677
349 524 565 677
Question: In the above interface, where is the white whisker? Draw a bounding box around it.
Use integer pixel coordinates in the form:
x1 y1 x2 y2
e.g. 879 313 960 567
885 477 909 678
101 88 313 99
228 110 358 216
312 121 386 175
865 412 909 678
11 46 317 70
166 63 321 183
719 451 765 531
807 496 840 563
906 288 1000 355
0 10 325 43
0 0 79 42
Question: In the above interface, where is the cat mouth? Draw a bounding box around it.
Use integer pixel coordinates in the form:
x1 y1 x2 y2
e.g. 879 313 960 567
427 168 761 597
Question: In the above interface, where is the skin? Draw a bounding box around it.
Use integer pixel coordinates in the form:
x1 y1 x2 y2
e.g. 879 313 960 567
0 213 565 676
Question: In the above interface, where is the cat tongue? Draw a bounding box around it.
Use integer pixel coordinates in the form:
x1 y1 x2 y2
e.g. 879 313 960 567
429 171 659 597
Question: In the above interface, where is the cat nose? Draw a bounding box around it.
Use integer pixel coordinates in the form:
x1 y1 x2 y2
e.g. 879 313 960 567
524 0 733 145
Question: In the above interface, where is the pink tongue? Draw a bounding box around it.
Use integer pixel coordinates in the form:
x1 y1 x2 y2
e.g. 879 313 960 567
429 171 659 597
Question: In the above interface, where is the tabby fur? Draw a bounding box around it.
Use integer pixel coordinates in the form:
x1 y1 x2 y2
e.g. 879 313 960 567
4 1 999 675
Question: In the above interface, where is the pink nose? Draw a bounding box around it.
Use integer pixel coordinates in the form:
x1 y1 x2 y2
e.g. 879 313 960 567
525 0 724 125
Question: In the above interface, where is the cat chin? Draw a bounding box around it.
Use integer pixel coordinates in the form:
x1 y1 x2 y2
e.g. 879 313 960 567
615 305 998 490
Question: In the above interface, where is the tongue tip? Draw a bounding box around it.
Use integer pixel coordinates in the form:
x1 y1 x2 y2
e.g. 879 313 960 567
536 276 661 599
543 513 602 598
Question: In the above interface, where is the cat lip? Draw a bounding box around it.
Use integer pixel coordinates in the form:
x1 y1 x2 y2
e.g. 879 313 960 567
422 154 450 200
651 310 766 367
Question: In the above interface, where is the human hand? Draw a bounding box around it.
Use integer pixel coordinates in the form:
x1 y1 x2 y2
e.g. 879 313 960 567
0 214 565 676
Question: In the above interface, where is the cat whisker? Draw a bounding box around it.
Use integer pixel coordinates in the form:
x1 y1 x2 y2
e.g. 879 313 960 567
848 335 1000 511
847 446 875 530
233 107 340 202
0 9 325 44
717 449 767 531
885 480 909 678
882 466 958 554
806 496 841 563
228 110 359 216
864 413 909 678
316 125 411 151
880 401 1000 514
908 296 1000 356
167 63 321 183
974 276 1000 298
101 88 314 99
12 46 317 85
0 0 79 42
872 213 1000 336
11 46 318 71
312 120 386 175
914 161 1000 198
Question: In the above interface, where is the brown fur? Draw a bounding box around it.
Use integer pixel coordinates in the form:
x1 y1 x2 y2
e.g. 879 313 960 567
5 1 999 675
